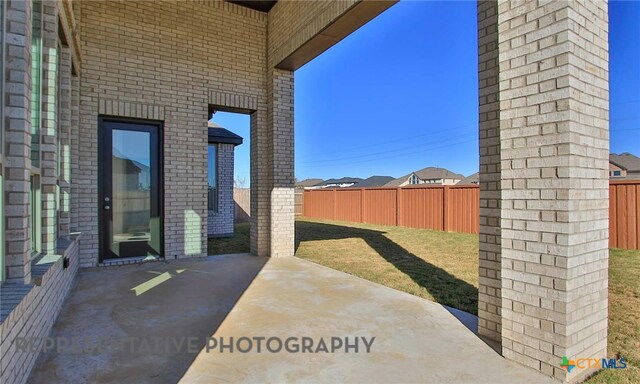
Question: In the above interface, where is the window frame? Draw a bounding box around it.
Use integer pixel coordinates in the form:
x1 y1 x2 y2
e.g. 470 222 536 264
29 0 44 258
0 0 6 281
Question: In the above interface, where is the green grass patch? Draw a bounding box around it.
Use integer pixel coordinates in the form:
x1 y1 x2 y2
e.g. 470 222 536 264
207 222 250 255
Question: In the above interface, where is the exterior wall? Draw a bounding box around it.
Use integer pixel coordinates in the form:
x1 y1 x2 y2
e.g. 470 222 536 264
495 1 609 382
208 143 235 237
477 0 503 345
3 0 33 283
608 162 626 178
0 240 79 384
1 1 81 383
77 0 267 265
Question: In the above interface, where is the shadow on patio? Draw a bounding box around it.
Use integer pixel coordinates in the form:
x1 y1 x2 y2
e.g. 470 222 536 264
29 255 267 384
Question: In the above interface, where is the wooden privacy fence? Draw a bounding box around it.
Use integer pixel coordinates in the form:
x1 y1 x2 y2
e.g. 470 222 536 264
610 181 640 250
303 181 640 250
303 185 480 234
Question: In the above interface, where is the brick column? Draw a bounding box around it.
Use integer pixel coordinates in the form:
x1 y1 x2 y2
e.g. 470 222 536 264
496 1 609 381
250 104 270 256
477 0 502 346
3 0 32 283
268 68 294 257
40 0 59 254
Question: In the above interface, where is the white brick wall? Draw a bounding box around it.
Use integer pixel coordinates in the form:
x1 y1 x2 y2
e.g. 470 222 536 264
77 0 268 265
208 143 235 237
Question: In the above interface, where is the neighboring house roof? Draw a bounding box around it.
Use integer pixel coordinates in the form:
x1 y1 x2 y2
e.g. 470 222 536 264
610 153 640 172
383 167 464 187
350 176 395 188
383 173 412 187
414 167 464 180
208 121 243 146
458 172 479 185
319 177 363 186
296 179 324 188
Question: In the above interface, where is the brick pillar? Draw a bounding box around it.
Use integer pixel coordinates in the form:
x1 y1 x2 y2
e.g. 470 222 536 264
57 47 71 239
250 104 270 256
268 68 294 257
252 68 295 258
496 1 609 381
3 0 32 283
477 0 502 346
40 0 59 254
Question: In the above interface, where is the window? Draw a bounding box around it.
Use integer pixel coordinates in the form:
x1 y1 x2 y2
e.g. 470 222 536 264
29 176 42 256
409 174 419 185
0 0 5 281
208 144 218 212
613 170 622 177
31 0 43 168
29 2 43 257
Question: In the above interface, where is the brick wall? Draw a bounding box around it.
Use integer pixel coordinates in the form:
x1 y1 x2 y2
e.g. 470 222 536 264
3 0 32 283
477 0 503 346
77 0 267 265
496 1 609 381
208 143 235 237
0 240 80 384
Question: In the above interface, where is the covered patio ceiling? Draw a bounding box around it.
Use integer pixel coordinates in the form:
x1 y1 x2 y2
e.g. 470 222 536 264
226 0 277 12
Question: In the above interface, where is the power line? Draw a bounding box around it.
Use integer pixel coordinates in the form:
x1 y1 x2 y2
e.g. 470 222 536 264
299 122 477 158
298 137 477 168
298 131 477 165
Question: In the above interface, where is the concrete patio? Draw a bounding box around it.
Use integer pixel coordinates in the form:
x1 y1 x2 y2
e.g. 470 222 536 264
29 254 555 384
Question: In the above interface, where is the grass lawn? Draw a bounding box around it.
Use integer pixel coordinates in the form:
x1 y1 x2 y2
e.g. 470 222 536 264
210 218 640 381
207 221 250 255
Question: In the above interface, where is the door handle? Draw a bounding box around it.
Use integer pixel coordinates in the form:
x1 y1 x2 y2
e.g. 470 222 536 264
104 205 111 210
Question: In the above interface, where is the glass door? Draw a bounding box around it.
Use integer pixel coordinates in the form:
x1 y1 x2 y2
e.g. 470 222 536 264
100 119 162 260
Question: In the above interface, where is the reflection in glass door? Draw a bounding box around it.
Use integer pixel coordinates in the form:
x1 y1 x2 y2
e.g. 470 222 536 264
100 119 162 260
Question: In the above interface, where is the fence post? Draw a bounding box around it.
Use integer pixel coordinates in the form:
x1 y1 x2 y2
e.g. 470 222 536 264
396 188 401 226
332 189 337 221
443 186 450 232
361 189 365 223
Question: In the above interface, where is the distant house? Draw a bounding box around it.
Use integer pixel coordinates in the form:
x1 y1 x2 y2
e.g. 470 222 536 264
348 176 395 188
208 122 243 237
384 167 464 187
317 177 363 188
457 172 479 185
296 179 324 189
610 153 640 180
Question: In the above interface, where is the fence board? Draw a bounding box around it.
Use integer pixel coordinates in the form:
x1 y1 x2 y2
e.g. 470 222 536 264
362 188 397 226
610 181 640 249
399 187 444 230
334 189 362 222
447 186 480 234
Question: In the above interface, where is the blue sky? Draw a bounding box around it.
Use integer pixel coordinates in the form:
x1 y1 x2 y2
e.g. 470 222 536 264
214 0 639 183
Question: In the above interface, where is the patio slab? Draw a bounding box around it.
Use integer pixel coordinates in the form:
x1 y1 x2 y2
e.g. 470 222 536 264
29 254 555 384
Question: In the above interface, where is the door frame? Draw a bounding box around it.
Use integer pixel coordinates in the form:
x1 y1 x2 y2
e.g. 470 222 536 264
97 116 164 262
